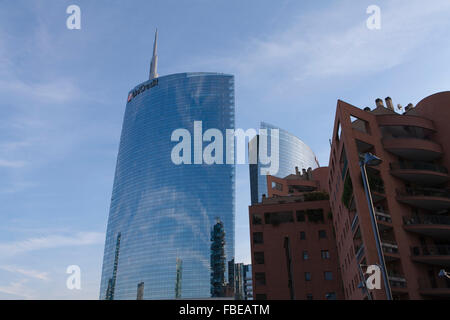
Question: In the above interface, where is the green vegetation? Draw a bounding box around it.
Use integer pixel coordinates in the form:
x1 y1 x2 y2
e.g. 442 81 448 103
304 191 329 201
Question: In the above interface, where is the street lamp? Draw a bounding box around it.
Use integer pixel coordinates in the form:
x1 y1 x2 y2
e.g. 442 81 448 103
360 153 393 300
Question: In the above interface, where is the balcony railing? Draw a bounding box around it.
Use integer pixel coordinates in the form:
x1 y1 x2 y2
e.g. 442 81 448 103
418 277 450 290
381 241 399 254
397 188 450 199
388 273 407 288
376 210 392 223
390 162 448 174
382 130 432 141
411 245 450 257
404 215 450 226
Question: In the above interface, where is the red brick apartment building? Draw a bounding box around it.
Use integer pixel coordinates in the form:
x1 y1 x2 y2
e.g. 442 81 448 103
249 167 344 300
328 92 450 300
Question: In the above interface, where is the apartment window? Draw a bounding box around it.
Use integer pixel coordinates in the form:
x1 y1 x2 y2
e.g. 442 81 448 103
305 272 311 281
321 250 330 259
255 272 266 286
300 231 306 240
264 211 293 225
306 294 313 300
303 250 309 260
306 209 324 223
319 230 327 239
296 210 305 222
253 232 263 244
252 214 263 225
324 271 333 280
326 292 337 300
254 252 265 264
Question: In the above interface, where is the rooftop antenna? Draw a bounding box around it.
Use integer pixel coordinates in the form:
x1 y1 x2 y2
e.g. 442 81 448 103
149 28 159 80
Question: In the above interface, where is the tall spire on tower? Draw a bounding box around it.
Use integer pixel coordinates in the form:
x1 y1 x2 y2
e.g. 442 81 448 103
149 28 159 80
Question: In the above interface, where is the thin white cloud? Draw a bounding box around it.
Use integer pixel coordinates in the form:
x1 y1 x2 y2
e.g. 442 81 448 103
0 279 36 300
0 232 105 257
0 140 32 151
0 265 49 281
0 181 36 194
234 0 450 81
0 159 27 168
189 0 450 94
0 78 80 104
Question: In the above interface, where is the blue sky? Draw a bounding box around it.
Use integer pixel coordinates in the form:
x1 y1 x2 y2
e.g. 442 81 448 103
1 0 450 299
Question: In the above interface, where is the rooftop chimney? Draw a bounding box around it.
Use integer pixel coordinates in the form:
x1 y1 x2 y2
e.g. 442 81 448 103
385 97 394 111
405 103 414 112
363 107 371 112
375 98 384 109
307 167 313 180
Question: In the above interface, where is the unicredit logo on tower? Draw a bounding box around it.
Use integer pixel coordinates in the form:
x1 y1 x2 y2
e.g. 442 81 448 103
170 121 279 175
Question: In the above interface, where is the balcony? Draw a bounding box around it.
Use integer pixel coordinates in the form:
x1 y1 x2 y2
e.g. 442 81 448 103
377 114 436 131
376 210 392 223
388 273 407 290
383 138 443 161
390 162 450 186
382 240 400 261
418 277 450 298
411 245 450 266
376 210 392 231
396 188 450 211
404 215 450 239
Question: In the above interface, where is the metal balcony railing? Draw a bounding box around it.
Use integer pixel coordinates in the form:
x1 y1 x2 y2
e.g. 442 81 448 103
397 188 450 199
418 277 450 290
381 241 399 254
411 245 450 257
388 273 407 288
382 130 432 141
376 210 392 223
404 215 450 226
390 162 448 174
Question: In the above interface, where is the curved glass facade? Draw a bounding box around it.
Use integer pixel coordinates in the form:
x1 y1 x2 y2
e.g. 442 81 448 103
100 73 235 299
250 122 319 204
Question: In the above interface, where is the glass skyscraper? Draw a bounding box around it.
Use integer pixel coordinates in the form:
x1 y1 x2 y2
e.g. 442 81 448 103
249 122 319 204
100 32 235 299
